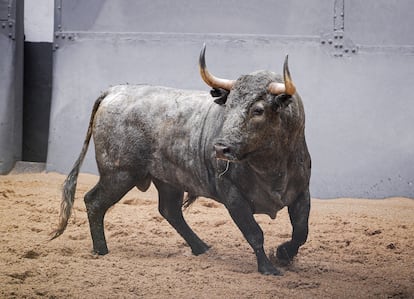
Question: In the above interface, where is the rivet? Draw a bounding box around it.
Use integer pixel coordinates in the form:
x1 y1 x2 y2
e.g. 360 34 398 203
61 34 66 39
55 33 59 38
328 39 333 44
68 35 73 40
1 23 5 28
344 49 349 53
339 45 343 49
8 22 12 27
55 44 59 49
321 40 326 45
352 48 357 53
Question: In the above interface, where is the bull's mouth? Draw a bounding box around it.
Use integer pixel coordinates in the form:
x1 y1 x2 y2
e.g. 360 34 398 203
213 143 236 161
215 154 239 162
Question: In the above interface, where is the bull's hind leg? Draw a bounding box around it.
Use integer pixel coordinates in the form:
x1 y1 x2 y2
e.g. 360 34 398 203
84 172 137 255
277 190 310 264
153 179 210 255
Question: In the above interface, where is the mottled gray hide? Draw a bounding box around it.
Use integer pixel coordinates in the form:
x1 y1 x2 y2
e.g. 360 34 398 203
53 66 311 276
95 76 309 214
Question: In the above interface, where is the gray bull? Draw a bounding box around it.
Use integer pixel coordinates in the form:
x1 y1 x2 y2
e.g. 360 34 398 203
52 45 311 275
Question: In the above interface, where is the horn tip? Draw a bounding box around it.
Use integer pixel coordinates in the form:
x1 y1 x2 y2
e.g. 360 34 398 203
283 54 289 68
283 54 296 95
199 43 207 68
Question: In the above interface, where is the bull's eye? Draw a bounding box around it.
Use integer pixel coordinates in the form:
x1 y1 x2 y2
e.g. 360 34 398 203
252 106 265 116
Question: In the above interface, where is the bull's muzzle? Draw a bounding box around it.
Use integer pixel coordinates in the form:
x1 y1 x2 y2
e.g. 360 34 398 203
214 143 236 161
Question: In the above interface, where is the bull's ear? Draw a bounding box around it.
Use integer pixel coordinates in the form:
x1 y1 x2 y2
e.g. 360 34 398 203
270 94 292 111
210 88 229 105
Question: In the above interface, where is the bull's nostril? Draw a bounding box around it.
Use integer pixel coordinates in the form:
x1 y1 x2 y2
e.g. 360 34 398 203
222 147 230 154
214 144 231 158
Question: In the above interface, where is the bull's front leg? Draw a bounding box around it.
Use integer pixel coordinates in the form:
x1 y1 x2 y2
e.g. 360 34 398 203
277 190 310 264
225 190 281 275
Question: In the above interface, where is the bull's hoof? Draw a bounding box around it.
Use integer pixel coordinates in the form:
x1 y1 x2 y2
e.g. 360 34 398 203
259 264 283 276
191 243 211 256
276 241 298 265
93 246 109 255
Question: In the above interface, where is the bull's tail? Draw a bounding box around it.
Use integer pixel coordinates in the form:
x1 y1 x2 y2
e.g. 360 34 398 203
50 92 108 240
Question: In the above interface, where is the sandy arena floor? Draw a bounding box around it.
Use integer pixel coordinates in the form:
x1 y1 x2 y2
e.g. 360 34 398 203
0 172 413 298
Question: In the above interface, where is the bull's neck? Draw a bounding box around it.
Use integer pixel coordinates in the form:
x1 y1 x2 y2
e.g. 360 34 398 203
247 126 304 176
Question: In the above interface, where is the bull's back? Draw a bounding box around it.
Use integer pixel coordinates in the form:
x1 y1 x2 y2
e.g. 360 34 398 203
92 85 220 195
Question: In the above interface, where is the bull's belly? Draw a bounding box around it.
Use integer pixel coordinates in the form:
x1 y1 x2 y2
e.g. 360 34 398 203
149 157 217 199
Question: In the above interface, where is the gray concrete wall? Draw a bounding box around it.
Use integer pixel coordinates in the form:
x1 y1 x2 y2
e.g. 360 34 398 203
47 0 414 198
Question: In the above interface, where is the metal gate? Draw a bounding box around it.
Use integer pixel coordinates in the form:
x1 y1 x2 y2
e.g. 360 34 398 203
0 0 23 174
47 0 414 198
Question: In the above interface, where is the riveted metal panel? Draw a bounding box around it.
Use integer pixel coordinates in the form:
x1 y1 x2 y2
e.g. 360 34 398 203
0 0 23 174
0 0 10 20
346 0 414 46
47 0 414 198
56 0 332 36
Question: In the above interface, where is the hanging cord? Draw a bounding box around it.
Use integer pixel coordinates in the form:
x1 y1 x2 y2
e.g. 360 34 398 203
218 160 230 178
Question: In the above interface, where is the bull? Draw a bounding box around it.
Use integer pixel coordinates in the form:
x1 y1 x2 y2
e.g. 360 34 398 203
51 44 311 275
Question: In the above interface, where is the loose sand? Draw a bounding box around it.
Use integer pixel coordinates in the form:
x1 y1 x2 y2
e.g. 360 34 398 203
1 172 413 298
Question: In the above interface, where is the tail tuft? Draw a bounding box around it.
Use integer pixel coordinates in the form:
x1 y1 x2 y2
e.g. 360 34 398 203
50 168 79 240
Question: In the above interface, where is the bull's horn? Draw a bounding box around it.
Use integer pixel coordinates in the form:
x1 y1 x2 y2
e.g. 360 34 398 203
268 55 296 96
199 43 235 91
